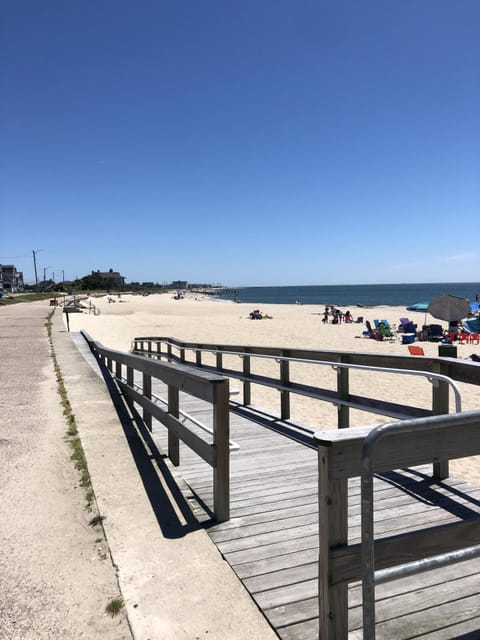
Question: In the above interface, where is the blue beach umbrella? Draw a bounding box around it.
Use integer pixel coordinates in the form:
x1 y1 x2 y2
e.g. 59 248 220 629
470 301 480 313
406 301 429 312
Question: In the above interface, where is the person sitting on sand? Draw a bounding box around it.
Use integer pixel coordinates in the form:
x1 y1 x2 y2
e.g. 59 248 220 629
344 310 353 323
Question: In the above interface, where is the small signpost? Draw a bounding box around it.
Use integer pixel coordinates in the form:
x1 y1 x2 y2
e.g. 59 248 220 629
63 306 71 331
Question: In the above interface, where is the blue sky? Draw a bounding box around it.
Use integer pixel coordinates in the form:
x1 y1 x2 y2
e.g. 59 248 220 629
2 1 479 286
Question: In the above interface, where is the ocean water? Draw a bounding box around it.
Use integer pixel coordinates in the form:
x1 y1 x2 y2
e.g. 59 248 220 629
215 283 480 307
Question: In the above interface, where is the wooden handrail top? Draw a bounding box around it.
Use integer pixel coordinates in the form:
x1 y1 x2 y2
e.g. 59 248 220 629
132 336 480 386
314 410 480 479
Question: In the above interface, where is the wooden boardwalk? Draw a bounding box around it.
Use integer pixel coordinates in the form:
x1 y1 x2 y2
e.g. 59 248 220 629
140 376 480 639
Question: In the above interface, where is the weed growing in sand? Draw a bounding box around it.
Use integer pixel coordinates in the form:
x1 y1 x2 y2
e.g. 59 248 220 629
89 515 106 527
105 597 124 617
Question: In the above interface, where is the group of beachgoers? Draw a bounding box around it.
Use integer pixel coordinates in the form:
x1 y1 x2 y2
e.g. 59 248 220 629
322 306 354 324
249 309 273 320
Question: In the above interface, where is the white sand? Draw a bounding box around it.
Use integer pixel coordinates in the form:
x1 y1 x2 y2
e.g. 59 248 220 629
67 292 480 486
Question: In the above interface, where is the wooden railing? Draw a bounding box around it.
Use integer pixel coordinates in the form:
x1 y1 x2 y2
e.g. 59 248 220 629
314 410 480 639
131 336 478 424
133 337 480 468
82 331 230 522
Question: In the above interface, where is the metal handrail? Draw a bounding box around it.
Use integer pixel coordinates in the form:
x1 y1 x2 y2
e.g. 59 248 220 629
360 412 480 639
127 377 239 451
133 338 462 414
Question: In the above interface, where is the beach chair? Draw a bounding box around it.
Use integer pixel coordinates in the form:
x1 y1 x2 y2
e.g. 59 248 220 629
377 322 395 341
397 317 410 333
408 345 425 356
426 324 443 342
363 320 374 338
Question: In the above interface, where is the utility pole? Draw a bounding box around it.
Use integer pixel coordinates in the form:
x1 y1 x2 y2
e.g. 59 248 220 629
32 250 40 291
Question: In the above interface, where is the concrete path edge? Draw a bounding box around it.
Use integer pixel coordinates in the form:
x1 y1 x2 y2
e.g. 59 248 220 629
51 310 277 640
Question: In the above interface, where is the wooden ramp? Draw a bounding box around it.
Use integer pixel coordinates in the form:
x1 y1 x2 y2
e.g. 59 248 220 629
144 380 480 639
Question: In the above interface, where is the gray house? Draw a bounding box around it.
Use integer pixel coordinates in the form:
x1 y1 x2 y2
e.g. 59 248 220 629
0 265 24 292
93 268 125 287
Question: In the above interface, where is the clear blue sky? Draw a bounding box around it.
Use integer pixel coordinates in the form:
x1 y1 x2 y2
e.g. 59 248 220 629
2 1 479 286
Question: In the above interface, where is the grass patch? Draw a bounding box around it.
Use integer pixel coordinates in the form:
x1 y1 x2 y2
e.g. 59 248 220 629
105 597 124 617
46 310 94 510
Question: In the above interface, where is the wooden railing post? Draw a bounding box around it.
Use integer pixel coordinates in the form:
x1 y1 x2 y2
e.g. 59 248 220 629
168 384 180 466
318 445 348 639
280 358 290 420
156 340 161 358
432 371 450 479
115 360 122 381
167 342 172 362
143 372 152 431
196 350 202 367
127 366 133 388
337 365 350 429
242 355 251 405
213 380 230 522
216 352 223 371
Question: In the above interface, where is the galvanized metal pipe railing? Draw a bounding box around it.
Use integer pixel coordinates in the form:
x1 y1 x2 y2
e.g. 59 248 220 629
132 337 462 417
125 377 240 451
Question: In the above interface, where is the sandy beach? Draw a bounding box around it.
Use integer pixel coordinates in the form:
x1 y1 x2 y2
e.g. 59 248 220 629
66 292 480 486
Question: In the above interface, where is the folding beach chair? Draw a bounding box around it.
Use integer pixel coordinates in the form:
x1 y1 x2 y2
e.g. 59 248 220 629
378 322 395 341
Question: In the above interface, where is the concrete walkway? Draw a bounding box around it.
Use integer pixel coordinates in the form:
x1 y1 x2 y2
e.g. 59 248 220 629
1 300 277 639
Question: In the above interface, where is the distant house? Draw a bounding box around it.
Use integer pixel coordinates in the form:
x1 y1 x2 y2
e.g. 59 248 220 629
92 268 125 287
0 264 24 292
38 279 56 292
171 280 188 289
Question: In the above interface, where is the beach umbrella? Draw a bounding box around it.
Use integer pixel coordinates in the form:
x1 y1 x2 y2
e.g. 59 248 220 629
427 295 471 322
470 301 480 313
406 301 429 312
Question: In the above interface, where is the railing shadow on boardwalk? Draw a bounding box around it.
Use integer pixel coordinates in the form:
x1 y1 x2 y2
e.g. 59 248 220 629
230 401 317 449
377 469 480 515
95 357 202 539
